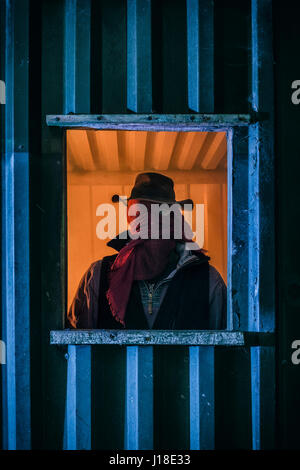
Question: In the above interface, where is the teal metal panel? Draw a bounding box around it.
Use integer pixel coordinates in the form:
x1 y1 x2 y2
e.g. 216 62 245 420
249 0 275 449
187 0 214 112
65 345 92 450
127 0 152 112
92 346 126 449
214 0 250 113
189 346 215 450
1 0 31 450
64 0 91 113
154 346 190 450
250 346 275 449
152 0 189 113
215 347 252 449
0 0 5 448
249 0 275 332
97 0 127 113
40 0 67 449
125 346 153 450
227 126 250 330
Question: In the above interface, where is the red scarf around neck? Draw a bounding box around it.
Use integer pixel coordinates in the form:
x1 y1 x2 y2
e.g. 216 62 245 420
106 199 198 326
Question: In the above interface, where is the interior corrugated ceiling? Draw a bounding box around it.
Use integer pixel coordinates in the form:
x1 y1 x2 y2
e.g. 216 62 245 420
67 130 227 173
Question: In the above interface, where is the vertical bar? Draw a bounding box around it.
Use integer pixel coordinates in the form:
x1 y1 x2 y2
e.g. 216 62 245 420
98 0 127 113
248 122 260 332
41 0 67 449
127 0 152 113
249 0 275 332
125 346 153 450
249 0 275 449
1 0 31 449
0 0 7 449
189 346 215 450
250 346 275 449
250 347 260 450
187 0 214 112
66 345 92 450
64 0 91 113
227 127 249 330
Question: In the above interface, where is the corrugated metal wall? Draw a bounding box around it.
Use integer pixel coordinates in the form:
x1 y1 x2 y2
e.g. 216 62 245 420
1 0 270 450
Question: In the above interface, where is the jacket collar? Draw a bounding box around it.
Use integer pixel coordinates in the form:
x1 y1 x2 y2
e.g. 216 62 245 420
106 231 130 252
107 232 210 264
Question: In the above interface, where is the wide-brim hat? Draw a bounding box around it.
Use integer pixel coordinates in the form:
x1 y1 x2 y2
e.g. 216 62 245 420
112 172 194 209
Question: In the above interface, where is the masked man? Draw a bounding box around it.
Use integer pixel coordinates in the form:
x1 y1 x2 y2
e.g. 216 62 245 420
66 172 227 330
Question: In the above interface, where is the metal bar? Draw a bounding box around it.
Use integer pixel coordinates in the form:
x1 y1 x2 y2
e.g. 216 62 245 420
248 122 260 331
125 346 153 450
127 0 152 113
40 0 67 449
46 113 252 129
65 345 92 450
1 0 31 450
249 0 275 332
50 330 275 347
227 127 249 330
250 346 275 449
249 0 275 450
64 0 91 113
187 0 214 112
189 346 215 449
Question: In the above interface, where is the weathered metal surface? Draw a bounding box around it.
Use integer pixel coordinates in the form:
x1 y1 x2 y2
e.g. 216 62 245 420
92 346 126 449
250 346 275 449
214 347 252 448
127 0 152 113
39 0 68 450
227 126 250 330
249 0 275 450
125 346 153 450
64 0 91 113
154 347 190 448
187 0 214 113
189 346 215 449
214 1 250 113
1 0 31 450
249 0 275 333
65 345 91 450
96 0 127 113
0 0 278 451
50 330 274 346
46 113 252 131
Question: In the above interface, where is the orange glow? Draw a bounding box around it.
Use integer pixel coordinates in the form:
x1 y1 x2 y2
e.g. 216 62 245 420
67 130 227 309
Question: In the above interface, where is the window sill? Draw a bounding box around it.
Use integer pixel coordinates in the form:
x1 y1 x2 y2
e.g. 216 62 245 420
50 329 274 347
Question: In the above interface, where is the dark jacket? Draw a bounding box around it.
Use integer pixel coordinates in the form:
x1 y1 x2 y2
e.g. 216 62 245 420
66 236 227 330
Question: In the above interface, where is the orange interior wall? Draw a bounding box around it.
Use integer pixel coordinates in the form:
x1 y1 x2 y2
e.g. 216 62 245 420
67 130 227 309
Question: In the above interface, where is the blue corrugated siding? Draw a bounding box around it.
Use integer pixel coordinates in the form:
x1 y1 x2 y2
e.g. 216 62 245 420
1 0 31 450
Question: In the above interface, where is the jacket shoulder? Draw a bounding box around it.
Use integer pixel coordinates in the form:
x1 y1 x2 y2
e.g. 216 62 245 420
87 254 117 272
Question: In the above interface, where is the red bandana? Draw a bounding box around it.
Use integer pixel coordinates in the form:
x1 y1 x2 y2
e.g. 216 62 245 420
106 200 199 326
